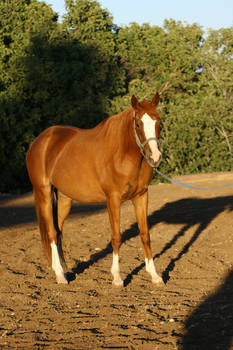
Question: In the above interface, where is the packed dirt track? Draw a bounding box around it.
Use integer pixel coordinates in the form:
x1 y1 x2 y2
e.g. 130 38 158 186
0 172 233 349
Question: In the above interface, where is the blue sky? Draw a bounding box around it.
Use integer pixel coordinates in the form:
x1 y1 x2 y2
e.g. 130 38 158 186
42 0 233 31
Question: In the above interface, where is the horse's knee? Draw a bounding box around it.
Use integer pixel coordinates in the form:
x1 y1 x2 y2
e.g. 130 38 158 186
140 231 150 246
111 235 122 252
47 230 58 244
140 231 152 259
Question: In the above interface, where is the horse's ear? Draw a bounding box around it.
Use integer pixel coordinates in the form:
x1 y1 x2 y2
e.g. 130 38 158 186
152 92 160 107
131 95 140 109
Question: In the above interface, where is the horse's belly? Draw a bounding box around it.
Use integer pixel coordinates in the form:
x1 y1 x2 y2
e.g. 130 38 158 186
50 163 106 203
62 186 106 203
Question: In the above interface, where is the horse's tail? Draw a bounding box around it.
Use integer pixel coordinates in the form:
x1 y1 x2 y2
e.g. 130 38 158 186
52 188 67 270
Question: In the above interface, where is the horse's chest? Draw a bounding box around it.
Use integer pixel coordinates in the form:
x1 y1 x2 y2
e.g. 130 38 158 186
122 182 134 199
116 160 152 201
121 181 147 201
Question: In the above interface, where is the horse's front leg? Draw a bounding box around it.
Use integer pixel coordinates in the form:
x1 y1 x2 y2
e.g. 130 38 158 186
107 194 123 287
132 191 163 284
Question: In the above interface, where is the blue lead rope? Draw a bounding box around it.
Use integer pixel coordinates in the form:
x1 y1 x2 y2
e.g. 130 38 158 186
155 169 233 191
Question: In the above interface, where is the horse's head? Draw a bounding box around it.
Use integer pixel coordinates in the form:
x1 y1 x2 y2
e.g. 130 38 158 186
131 92 161 168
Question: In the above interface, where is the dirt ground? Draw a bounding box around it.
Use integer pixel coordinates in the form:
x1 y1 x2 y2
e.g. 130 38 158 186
0 172 233 350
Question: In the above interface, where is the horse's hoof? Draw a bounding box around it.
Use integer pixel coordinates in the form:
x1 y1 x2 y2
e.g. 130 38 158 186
152 276 164 285
56 273 68 284
112 279 124 287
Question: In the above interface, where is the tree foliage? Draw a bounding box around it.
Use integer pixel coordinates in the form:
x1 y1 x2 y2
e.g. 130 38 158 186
0 0 59 191
0 0 232 192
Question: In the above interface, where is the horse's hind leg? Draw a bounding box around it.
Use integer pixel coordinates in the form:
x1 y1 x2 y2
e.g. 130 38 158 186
132 192 163 284
34 185 68 284
107 195 123 287
56 191 72 268
57 191 72 232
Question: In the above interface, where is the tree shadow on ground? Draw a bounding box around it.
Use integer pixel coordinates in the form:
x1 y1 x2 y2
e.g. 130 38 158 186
180 269 233 350
71 195 233 285
0 194 106 229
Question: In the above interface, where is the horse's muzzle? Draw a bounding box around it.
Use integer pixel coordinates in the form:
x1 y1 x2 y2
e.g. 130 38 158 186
145 149 162 168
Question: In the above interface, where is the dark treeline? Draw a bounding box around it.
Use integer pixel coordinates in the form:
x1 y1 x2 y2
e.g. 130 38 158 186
0 0 232 192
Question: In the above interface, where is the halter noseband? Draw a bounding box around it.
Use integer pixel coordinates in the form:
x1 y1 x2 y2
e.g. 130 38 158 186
133 112 161 168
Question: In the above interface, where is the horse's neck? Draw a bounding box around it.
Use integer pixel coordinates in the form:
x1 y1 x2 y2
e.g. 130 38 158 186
111 108 133 142
103 108 139 155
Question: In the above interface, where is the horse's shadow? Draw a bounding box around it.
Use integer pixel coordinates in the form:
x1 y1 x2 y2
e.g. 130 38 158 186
68 195 233 285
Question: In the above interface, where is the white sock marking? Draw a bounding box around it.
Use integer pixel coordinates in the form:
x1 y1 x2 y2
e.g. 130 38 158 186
111 253 123 286
51 241 67 283
145 258 162 284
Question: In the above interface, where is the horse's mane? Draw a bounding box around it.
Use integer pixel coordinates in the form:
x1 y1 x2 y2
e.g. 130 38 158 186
94 107 132 131
92 107 133 153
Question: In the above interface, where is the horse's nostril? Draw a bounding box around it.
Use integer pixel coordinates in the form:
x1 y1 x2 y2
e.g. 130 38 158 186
150 151 161 164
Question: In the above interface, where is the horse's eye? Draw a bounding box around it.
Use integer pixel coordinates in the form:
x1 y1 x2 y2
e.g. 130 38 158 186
136 122 140 128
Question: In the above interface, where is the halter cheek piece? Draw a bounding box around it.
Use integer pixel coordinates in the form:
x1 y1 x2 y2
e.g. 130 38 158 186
133 112 161 168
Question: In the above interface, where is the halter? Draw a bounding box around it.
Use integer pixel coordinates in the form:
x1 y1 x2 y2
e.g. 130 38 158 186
133 112 161 168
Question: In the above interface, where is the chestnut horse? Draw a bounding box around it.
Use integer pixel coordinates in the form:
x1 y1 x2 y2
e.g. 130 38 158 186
26 93 162 286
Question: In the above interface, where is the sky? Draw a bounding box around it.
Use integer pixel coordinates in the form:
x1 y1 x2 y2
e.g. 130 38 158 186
42 0 233 31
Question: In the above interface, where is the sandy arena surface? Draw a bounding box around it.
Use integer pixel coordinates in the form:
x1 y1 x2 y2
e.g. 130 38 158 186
0 172 233 349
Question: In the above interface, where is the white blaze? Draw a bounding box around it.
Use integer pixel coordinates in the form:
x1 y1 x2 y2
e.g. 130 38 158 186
141 113 161 162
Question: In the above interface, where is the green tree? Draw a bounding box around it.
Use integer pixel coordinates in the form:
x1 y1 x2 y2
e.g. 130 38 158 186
0 0 59 192
63 0 125 118
196 27 233 171
156 20 206 176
